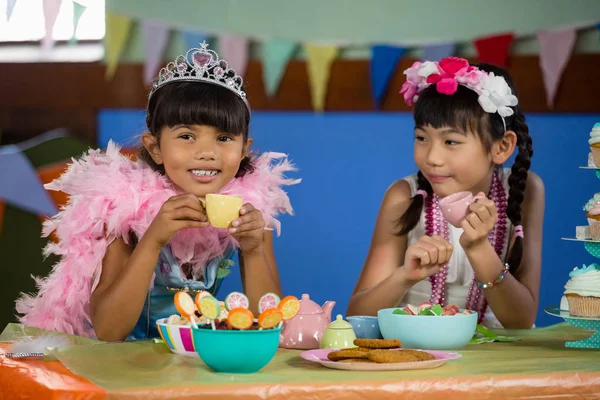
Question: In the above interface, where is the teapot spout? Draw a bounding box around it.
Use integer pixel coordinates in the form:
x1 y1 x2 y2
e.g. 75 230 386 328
322 301 336 322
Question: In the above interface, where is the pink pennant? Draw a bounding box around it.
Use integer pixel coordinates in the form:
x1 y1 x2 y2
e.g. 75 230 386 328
218 35 249 77
141 20 170 86
41 0 62 51
537 28 576 109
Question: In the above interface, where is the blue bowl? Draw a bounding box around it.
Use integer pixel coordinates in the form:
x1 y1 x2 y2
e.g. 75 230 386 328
378 308 477 350
191 326 281 373
346 316 383 339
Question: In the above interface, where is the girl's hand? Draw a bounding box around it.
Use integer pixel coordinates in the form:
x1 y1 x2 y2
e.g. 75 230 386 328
402 235 453 284
144 194 209 249
229 203 265 254
459 193 497 250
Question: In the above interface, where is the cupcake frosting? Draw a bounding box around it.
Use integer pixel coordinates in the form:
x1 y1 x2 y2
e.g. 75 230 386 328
583 193 600 212
590 204 600 216
589 123 600 146
564 264 600 297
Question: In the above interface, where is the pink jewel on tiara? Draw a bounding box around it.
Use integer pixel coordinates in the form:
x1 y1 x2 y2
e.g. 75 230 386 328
193 52 212 67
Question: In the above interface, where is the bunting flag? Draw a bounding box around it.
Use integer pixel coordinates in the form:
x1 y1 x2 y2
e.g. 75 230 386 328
261 39 297 97
0 146 58 217
71 0 86 43
6 0 17 21
537 28 576 108
141 20 170 86
104 12 133 80
304 44 339 112
370 45 405 107
41 0 62 51
218 35 249 77
473 33 514 67
422 43 455 61
182 30 208 52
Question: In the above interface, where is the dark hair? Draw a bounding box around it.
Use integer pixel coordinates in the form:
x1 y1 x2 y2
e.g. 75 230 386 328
397 63 532 277
138 72 254 177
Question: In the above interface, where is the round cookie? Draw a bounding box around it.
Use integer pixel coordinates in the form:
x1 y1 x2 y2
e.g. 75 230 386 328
353 338 402 349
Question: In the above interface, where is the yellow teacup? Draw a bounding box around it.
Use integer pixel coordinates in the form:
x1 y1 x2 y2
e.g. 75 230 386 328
199 194 243 229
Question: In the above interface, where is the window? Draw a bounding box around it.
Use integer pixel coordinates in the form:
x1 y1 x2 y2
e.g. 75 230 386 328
0 0 105 42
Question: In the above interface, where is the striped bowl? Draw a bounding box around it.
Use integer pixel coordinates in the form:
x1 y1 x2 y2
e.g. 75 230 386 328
156 318 199 358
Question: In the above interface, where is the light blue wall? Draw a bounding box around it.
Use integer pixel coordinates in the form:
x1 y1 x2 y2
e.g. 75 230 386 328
99 111 600 327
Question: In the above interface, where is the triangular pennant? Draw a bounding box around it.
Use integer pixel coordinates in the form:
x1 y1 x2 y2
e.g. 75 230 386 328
218 35 249 77
304 44 338 112
537 28 576 109
6 0 17 21
0 146 58 217
41 0 62 51
370 45 405 107
182 30 208 52
71 0 86 44
422 43 455 62
141 20 170 86
261 39 297 97
473 33 514 67
104 11 133 80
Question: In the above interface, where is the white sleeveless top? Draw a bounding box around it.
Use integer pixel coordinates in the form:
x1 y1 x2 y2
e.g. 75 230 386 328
401 169 513 328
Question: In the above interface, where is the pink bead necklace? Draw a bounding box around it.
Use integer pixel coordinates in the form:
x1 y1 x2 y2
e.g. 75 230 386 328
424 170 508 324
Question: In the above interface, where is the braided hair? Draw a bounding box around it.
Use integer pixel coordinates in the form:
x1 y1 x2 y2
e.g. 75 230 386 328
396 63 532 278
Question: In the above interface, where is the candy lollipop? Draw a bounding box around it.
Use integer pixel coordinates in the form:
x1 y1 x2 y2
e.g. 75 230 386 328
194 290 212 310
277 295 300 328
258 292 281 313
257 308 283 330
174 291 198 329
227 308 254 330
224 291 249 311
198 295 221 330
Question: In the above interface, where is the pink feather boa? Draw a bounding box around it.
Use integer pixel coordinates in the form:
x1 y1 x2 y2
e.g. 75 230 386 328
15 141 300 338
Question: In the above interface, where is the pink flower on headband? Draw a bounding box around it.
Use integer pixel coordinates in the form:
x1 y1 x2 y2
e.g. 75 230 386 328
426 57 470 95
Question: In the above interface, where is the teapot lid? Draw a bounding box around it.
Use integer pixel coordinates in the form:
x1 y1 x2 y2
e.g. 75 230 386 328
327 314 353 329
298 293 323 314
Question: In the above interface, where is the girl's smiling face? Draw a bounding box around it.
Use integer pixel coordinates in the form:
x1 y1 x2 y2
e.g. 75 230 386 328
143 124 252 196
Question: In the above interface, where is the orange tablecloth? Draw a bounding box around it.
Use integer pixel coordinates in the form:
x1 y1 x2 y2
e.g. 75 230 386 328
1 323 600 400
0 342 105 400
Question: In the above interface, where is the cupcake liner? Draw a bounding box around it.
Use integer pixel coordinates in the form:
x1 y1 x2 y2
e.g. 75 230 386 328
566 295 600 317
591 147 600 168
588 219 600 240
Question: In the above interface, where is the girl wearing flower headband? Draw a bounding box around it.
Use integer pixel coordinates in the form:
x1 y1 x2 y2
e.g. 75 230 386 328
348 58 544 328
15 43 300 341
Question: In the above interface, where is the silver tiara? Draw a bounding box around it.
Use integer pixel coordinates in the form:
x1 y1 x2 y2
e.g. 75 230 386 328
148 41 250 112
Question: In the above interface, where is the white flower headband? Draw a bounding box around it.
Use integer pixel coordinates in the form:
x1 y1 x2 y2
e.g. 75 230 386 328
400 57 518 130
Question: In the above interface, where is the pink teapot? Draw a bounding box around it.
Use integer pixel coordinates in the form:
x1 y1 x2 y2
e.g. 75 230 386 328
279 294 335 349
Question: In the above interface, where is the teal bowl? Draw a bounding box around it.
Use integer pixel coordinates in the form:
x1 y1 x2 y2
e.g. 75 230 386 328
378 308 477 350
191 326 281 373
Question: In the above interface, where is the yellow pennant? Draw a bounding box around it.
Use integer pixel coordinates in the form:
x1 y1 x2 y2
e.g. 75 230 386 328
104 11 133 80
304 44 339 112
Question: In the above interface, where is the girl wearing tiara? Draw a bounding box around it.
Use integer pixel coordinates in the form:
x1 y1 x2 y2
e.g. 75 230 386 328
347 59 544 328
16 43 300 341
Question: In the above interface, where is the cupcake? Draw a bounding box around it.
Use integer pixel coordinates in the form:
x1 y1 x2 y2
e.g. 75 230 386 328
583 193 600 240
564 264 600 317
589 123 600 167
